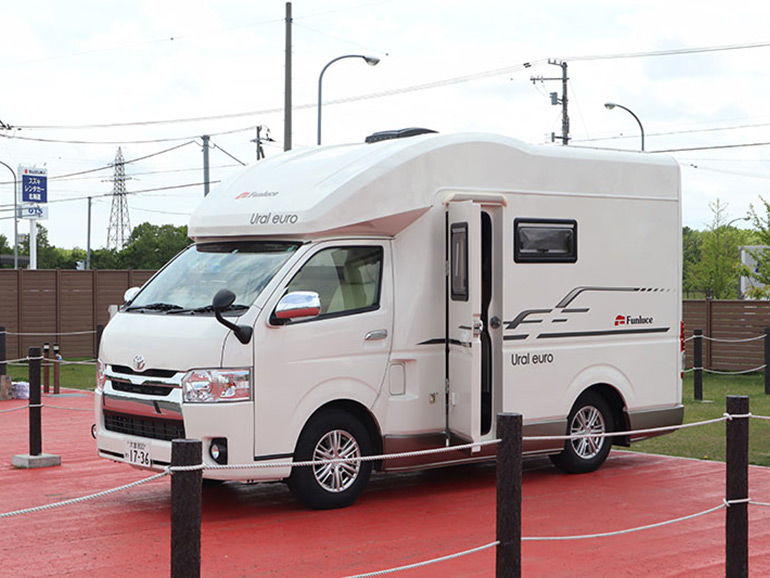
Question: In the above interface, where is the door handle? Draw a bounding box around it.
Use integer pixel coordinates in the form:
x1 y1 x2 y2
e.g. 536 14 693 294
365 329 388 341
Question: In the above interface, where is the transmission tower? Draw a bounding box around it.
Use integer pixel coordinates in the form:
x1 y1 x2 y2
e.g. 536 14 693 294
106 147 132 249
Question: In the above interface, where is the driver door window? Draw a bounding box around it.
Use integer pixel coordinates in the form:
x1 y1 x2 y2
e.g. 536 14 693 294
285 246 383 319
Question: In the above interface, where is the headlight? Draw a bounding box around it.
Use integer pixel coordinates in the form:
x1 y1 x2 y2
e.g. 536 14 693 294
96 360 107 393
182 369 252 403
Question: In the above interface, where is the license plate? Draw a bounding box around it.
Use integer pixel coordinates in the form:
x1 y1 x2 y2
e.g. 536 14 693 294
124 439 152 467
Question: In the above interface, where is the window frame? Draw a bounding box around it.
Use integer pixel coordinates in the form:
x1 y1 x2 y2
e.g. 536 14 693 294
277 244 385 324
513 218 578 264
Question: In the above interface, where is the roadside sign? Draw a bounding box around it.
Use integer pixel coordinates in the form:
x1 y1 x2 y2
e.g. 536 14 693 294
18 166 47 203
18 204 48 220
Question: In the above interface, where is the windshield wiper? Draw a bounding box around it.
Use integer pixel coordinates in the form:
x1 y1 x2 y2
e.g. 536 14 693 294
166 303 249 315
124 302 184 312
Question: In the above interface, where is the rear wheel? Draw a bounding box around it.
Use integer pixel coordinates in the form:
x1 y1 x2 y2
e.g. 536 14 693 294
288 409 373 509
550 391 613 474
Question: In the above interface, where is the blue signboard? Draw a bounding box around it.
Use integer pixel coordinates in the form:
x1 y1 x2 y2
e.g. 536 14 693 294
21 172 47 203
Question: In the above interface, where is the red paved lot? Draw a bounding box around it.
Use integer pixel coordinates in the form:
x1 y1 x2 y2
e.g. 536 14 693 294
1 390 769 577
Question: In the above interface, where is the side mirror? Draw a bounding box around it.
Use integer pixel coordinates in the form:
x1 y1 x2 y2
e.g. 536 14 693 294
211 289 253 345
274 291 321 324
123 286 140 304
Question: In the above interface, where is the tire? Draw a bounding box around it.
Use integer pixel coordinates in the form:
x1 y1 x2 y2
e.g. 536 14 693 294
550 391 613 474
288 409 373 509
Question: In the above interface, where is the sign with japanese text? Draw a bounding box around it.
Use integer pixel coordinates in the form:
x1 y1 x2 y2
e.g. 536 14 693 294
18 166 47 203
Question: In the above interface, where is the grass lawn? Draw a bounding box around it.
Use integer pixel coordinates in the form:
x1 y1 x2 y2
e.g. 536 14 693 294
631 373 770 467
4 358 95 391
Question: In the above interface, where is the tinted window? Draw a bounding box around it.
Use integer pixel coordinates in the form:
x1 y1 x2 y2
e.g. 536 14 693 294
450 223 468 300
514 219 577 263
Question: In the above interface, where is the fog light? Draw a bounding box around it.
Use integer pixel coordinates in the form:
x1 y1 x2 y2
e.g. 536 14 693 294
209 438 228 465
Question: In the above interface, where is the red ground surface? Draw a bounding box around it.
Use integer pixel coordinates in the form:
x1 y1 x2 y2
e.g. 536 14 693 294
1 390 769 577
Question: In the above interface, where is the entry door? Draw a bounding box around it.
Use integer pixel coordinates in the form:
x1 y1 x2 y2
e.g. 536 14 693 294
447 201 481 444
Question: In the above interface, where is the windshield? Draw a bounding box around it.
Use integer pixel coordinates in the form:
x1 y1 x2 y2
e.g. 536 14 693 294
126 241 300 312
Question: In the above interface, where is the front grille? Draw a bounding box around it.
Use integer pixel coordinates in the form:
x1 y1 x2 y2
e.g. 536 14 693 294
110 365 178 378
104 411 185 442
111 379 174 397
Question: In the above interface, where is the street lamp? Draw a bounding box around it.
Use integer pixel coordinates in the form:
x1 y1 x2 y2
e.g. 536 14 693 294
604 102 645 152
0 159 18 269
317 54 380 146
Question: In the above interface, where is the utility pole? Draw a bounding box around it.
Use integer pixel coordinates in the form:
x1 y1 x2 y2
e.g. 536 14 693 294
251 125 273 160
284 2 292 151
86 196 92 270
531 59 570 145
201 135 211 196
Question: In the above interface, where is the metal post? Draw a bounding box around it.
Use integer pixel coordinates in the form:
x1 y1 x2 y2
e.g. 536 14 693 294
283 1 292 151
53 343 60 395
28 347 41 456
0 326 6 376
496 412 522 578
86 196 92 270
96 324 104 358
560 61 569 146
765 327 770 395
202 135 210 197
725 395 749 578
694 329 703 401
171 439 202 578
43 342 50 393
29 218 37 270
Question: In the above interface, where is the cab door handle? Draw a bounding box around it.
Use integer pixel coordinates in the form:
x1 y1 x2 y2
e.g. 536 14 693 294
365 329 388 341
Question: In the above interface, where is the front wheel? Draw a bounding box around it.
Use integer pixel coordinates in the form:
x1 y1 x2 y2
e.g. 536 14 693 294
288 409 373 509
550 392 613 474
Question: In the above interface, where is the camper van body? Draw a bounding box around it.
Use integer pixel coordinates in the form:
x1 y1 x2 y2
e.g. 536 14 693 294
95 133 683 508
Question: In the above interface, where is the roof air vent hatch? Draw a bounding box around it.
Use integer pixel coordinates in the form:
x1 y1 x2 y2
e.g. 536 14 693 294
364 127 438 144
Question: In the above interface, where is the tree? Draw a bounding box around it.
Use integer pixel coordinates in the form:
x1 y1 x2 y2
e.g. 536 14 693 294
682 227 702 298
117 223 192 269
691 199 744 299
744 196 770 298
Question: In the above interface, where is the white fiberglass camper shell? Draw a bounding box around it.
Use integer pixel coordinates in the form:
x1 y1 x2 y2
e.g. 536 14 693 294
95 131 683 509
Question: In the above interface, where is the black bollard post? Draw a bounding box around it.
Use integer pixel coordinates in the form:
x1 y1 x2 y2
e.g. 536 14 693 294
496 413 522 578
0 326 6 376
171 439 202 578
28 347 42 456
96 324 104 358
53 343 60 395
43 342 50 394
726 395 749 578
765 327 770 395
694 329 703 401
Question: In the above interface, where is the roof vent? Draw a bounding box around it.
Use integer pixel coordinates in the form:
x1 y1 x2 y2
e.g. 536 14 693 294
364 127 437 144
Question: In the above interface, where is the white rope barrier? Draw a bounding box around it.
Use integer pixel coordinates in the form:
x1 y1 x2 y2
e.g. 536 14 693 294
51 359 97 366
704 365 766 375
750 500 770 507
44 404 93 412
1 356 33 364
0 471 168 519
750 414 770 421
522 503 727 541
702 334 766 343
343 541 499 578
0 330 96 336
0 405 28 414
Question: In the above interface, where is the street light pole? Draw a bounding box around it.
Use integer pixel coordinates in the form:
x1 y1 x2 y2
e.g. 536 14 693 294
317 54 380 146
604 102 645 152
0 159 18 269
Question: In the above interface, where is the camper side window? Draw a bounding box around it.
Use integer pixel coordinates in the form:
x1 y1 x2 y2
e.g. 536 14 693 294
285 246 383 319
514 219 577 263
450 223 468 301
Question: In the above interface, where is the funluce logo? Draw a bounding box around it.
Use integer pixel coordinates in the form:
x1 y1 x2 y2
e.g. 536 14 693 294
615 314 653 327
235 191 279 199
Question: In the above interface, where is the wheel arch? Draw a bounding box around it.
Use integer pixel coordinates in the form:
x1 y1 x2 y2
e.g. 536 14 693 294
299 399 384 470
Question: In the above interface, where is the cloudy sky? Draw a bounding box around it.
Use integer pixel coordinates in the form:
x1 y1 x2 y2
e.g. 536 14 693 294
1 0 770 251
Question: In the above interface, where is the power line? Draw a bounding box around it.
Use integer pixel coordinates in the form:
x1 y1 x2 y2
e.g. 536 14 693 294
209 141 247 166
0 125 257 145
653 141 770 153
574 120 770 144
565 39 770 62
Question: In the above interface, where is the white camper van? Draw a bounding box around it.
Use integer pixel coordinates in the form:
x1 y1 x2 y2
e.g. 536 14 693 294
95 130 683 509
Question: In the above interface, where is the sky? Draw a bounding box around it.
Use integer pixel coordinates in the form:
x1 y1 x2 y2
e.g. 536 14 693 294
2 0 770 251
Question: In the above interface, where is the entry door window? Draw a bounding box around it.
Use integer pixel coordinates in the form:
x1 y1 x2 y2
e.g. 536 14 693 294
451 223 468 301
286 246 383 319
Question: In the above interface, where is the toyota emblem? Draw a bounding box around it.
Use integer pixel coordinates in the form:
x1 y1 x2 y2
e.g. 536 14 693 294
132 354 146 372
